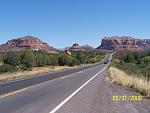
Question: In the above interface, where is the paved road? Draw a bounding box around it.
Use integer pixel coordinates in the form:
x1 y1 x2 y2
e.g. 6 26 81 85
57 65 150 113
0 62 100 95
0 54 112 113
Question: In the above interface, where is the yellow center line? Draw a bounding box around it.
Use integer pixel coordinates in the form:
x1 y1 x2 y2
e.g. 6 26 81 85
0 75 71 98
0 88 27 98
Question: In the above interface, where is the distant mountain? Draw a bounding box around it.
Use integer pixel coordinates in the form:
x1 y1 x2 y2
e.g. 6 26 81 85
0 35 57 52
97 36 150 51
81 44 94 51
66 43 94 51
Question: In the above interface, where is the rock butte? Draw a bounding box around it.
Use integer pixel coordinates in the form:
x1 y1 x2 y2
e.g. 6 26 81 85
0 35 57 52
66 43 94 51
97 36 150 51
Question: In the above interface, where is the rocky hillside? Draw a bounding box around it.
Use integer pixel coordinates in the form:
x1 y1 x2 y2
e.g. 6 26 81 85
0 35 57 52
82 44 94 51
97 36 150 51
66 43 94 51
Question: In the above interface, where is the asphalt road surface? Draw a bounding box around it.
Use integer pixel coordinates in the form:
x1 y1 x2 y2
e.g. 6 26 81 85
0 54 112 113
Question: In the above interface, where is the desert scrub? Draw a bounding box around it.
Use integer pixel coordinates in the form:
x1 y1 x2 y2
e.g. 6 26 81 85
109 67 150 97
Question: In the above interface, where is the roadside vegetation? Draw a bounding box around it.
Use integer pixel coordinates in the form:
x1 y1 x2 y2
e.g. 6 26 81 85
0 49 106 81
109 49 150 97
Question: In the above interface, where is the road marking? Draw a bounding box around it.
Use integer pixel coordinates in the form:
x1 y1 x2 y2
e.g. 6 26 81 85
77 71 83 74
0 65 93 86
49 65 108 113
0 88 27 98
0 73 74 98
0 64 104 98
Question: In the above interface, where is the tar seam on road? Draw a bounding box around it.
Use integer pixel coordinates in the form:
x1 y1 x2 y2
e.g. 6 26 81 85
0 88 27 98
0 75 73 98
49 64 108 113
0 67 92 98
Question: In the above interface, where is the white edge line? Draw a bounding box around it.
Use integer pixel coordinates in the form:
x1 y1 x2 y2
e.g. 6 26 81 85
49 64 108 113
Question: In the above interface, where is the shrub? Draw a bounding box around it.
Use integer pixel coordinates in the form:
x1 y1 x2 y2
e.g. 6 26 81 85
35 53 47 67
3 51 21 66
143 56 150 64
95 55 103 62
18 64 28 71
124 52 135 63
0 64 17 73
89 58 97 63
109 59 120 67
21 49 36 69
0 54 3 64
58 54 73 66
70 57 80 66
76 52 88 64
47 55 58 66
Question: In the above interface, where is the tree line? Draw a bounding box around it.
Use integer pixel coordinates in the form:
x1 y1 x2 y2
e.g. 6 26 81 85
0 49 106 73
112 49 150 81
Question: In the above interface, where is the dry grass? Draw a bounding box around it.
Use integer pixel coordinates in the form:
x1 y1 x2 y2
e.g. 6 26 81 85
0 65 84 82
109 67 150 97
0 63 3 66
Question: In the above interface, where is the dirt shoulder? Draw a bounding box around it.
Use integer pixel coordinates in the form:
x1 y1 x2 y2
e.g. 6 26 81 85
105 74 150 113
57 68 150 113
0 64 94 83
104 67 150 113
108 67 150 97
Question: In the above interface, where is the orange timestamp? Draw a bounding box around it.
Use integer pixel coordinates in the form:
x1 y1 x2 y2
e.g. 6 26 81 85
113 95 142 101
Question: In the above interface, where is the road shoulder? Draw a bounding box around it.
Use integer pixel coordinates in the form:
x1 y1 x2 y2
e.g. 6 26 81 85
56 69 150 113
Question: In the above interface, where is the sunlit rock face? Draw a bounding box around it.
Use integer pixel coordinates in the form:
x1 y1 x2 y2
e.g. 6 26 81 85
67 43 94 51
0 35 57 52
97 36 150 51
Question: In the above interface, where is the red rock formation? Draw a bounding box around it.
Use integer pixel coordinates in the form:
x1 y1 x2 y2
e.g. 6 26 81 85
81 44 94 51
0 35 57 52
97 36 150 51
68 43 84 51
67 43 94 51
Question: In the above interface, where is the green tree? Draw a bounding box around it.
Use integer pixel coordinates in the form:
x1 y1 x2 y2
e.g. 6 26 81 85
58 54 73 66
47 55 58 66
21 49 36 69
143 56 150 64
35 54 44 67
70 57 80 66
124 52 135 63
3 51 20 66
35 53 48 67
76 52 87 64
0 64 17 73
89 58 97 63
0 54 3 65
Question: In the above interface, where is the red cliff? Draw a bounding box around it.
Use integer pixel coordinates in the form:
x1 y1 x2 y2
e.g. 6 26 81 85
0 35 57 52
97 36 150 51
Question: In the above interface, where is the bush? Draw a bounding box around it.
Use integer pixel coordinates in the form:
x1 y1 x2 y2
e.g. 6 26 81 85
95 55 103 62
89 58 97 63
109 59 120 67
35 53 47 67
70 57 80 66
143 56 150 64
21 49 36 69
124 52 135 63
0 64 17 73
76 52 88 64
0 54 3 64
47 55 58 66
3 51 21 66
18 64 28 71
58 54 73 66
112 50 150 81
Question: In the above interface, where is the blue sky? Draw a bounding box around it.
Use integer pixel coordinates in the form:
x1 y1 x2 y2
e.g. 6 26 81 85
0 0 150 48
